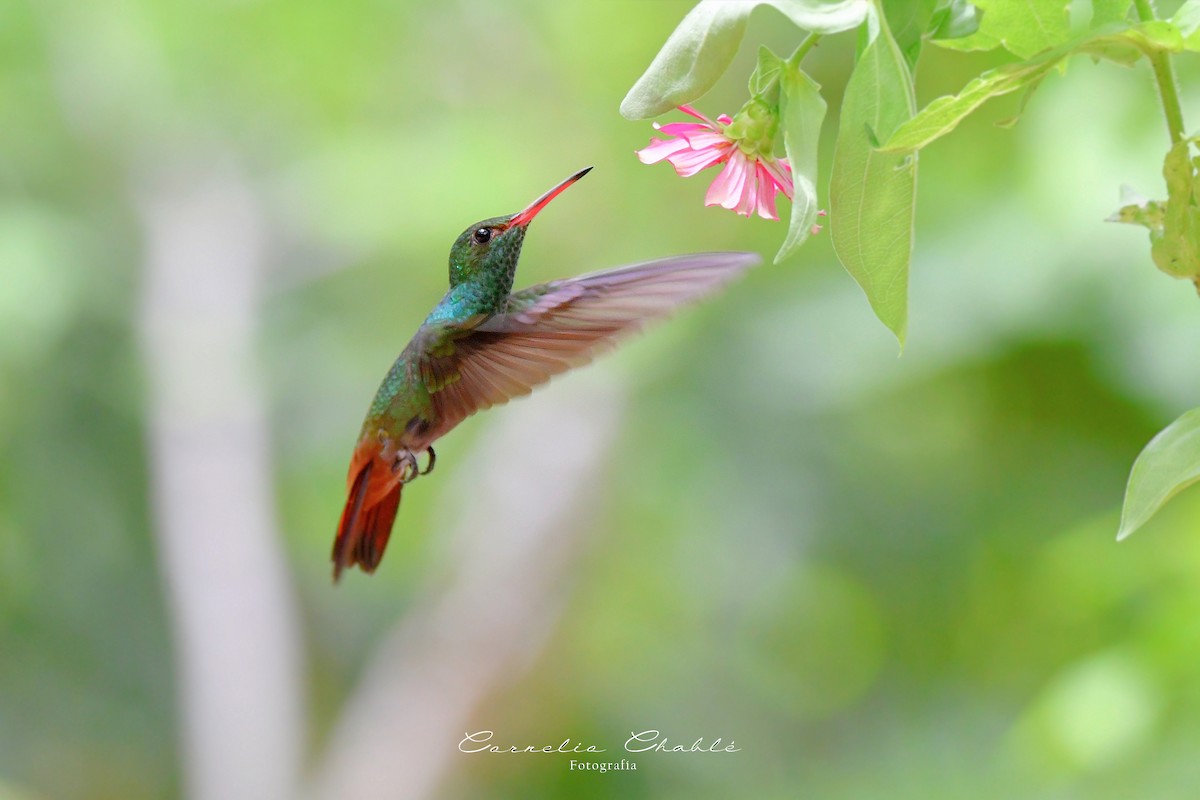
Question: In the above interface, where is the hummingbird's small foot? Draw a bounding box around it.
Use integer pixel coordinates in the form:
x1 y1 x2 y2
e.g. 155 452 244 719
392 450 421 484
420 446 436 475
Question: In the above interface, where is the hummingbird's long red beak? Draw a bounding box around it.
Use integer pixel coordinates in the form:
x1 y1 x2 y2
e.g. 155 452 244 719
509 166 592 228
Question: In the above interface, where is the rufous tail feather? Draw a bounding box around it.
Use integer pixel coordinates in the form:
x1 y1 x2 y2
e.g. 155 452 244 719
332 439 403 581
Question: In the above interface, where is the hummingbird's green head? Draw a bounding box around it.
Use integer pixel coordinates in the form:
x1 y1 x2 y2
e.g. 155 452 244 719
448 166 591 287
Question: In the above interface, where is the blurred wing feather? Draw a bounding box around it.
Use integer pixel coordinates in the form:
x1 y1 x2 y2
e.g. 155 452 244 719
419 252 758 432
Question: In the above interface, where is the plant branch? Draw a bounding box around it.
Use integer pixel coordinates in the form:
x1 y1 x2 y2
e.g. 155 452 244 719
1134 0 1187 144
788 33 823 69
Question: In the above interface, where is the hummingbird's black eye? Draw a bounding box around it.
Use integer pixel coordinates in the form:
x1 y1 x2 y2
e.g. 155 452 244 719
472 227 492 244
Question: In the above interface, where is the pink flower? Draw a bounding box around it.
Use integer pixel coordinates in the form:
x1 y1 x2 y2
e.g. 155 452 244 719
636 105 794 221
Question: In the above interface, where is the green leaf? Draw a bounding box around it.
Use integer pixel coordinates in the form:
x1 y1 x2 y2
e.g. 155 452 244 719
1109 145 1200 284
880 54 1059 153
1076 21 1183 65
993 72 1048 128
937 0 1136 54
620 2 751 120
829 13 917 347
621 0 870 120
1107 184 1166 229
936 24 1002 51
749 45 785 100
936 0 1071 57
883 0 941 67
882 23 1184 153
1172 0 1200 49
1090 0 1133 29
775 65 828 263
929 0 985 41
761 0 874 33
1150 139 1200 279
1118 408 1200 540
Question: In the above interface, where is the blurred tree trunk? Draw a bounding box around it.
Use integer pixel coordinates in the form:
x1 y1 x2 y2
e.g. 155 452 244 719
137 166 306 800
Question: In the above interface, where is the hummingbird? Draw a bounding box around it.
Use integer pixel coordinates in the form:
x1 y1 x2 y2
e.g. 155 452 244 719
333 167 759 580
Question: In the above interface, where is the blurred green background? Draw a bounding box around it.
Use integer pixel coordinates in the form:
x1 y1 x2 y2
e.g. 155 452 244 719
4 0 1200 798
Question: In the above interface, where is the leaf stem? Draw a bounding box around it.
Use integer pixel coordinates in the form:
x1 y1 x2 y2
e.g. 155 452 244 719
1133 0 1187 144
788 33 824 69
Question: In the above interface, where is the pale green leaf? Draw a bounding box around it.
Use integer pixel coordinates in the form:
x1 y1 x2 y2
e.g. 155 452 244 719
1118 408 1200 540
938 0 1135 54
882 0 941 67
935 0 1071 57
760 0 874 34
880 56 1059 152
1106 184 1166 229
775 66 827 263
1150 139 1200 279
930 0 985 42
1090 0 1133 29
884 22 1183 153
993 72 1048 128
749 45 784 99
829 16 917 347
1172 0 1200 49
935 25 1003 51
1109 145 1200 284
621 0 871 120
620 2 750 120
1076 21 1184 64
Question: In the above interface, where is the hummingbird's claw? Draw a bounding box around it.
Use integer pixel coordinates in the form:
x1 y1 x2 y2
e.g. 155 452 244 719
392 450 421 484
392 447 435 483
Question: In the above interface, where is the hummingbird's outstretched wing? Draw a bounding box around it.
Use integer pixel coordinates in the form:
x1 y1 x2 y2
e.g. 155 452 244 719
419 252 759 434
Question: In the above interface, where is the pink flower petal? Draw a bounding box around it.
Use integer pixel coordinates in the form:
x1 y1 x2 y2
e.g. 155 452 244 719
758 157 794 198
678 104 717 125
703 161 738 208
754 162 779 220
637 137 691 165
735 163 758 217
656 121 715 137
667 143 729 177
640 105 791 209
679 130 730 150
705 152 748 209
756 193 778 220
